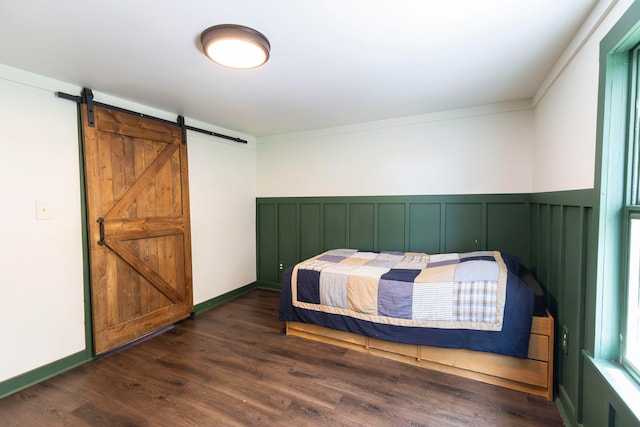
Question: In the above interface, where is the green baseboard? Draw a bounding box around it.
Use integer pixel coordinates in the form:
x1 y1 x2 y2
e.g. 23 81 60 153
0 350 89 399
193 282 259 314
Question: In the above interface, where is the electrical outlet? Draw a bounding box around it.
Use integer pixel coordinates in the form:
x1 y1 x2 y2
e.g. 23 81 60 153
561 325 569 355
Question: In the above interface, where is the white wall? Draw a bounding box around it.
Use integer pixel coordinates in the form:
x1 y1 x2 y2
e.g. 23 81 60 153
0 64 257 383
533 44 599 192
257 101 534 197
188 128 257 302
0 67 85 383
532 0 635 192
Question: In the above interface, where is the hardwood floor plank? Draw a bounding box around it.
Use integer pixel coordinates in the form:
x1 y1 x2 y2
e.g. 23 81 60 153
0 289 564 426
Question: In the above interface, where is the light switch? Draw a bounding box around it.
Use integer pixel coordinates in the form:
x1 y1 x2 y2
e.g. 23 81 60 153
36 200 54 220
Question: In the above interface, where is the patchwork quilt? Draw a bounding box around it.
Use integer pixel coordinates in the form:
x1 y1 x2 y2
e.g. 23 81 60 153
291 249 508 332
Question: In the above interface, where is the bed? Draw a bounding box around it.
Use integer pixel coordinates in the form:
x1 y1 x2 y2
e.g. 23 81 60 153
279 249 554 400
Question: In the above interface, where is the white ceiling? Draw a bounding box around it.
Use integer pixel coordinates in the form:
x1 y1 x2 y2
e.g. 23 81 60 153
0 1 598 137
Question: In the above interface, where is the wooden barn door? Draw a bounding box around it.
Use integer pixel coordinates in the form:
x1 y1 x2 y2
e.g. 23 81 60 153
81 103 193 355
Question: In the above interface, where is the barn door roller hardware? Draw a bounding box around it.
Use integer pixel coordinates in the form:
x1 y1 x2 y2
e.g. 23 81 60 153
56 88 248 144
82 88 95 126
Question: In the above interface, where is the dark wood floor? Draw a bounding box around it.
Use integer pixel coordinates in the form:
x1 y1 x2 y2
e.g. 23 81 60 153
0 289 564 426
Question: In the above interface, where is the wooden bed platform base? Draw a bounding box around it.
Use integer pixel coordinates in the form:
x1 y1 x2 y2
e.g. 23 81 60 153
286 310 554 401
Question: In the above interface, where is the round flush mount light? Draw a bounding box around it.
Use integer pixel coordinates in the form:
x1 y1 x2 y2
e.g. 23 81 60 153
200 24 270 69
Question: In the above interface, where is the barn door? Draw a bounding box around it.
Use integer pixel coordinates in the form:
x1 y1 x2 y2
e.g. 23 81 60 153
81 103 193 355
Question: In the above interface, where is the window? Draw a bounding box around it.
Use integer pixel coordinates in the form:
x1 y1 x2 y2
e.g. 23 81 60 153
622 48 640 382
625 215 640 379
594 2 640 415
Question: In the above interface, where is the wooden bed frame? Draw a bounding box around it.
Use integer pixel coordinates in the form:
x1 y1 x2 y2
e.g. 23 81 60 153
286 310 554 400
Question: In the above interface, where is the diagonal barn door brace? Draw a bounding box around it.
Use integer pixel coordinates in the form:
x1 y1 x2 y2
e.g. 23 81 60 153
106 240 181 303
104 143 179 220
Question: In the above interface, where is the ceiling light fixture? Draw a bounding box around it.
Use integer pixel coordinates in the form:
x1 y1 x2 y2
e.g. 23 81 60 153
200 24 270 69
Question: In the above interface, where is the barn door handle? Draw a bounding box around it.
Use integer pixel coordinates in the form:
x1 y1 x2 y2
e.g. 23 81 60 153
97 217 105 246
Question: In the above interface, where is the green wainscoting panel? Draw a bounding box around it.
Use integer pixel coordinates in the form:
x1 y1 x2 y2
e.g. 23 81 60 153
278 203 298 282
487 203 530 262
300 203 321 260
408 203 441 253
530 203 550 282
562 206 587 419
581 359 612 427
323 203 347 250
551 205 564 314
257 203 278 284
349 203 375 250
378 203 406 251
444 203 483 253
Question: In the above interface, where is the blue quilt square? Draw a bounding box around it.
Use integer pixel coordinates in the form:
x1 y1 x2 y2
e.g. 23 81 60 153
381 269 421 282
316 254 347 263
378 279 413 319
297 269 321 304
